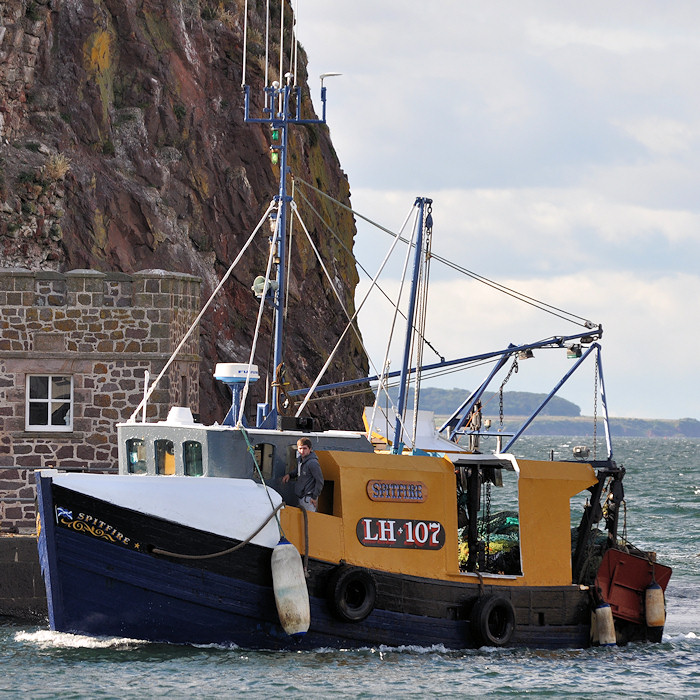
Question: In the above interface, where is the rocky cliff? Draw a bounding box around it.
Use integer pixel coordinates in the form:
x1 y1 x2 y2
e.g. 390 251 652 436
0 0 371 426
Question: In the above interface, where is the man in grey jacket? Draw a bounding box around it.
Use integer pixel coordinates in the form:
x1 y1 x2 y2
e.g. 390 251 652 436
282 437 324 512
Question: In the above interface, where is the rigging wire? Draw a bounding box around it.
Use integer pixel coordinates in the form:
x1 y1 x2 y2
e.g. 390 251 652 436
293 202 411 417
289 350 535 410
368 205 421 449
293 176 595 329
240 425 285 533
278 0 284 86
410 251 424 446
434 255 593 328
291 0 299 86
264 0 270 87
237 210 280 426
286 350 522 406
288 201 400 427
241 0 248 87
411 205 433 446
288 200 385 385
128 200 277 423
295 184 445 362
284 181 295 322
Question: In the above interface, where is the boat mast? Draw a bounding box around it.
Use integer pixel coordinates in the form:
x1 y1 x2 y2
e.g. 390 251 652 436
392 197 432 453
243 71 334 427
270 81 292 426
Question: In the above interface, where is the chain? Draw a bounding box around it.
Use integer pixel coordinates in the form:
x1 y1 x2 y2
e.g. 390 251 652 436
593 358 598 460
418 202 445 363
484 478 492 569
498 357 519 429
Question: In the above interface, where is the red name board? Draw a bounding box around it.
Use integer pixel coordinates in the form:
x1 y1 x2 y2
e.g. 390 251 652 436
356 517 445 549
366 480 427 502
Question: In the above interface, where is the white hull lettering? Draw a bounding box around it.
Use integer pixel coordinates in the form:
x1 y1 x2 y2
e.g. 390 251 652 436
361 518 379 541
356 517 445 549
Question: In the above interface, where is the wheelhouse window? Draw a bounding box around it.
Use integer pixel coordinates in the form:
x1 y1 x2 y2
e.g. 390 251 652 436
184 441 203 476
457 463 522 576
126 438 147 474
155 439 175 475
26 375 73 431
254 443 274 480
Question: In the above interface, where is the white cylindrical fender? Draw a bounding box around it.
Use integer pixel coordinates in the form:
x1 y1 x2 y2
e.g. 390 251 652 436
590 608 598 645
594 602 616 646
645 582 666 629
271 538 310 636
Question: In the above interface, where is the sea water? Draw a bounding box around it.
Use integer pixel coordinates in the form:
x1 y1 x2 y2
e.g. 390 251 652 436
2 437 698 699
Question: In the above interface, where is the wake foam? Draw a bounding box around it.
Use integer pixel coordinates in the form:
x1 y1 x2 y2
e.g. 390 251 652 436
15 629 144 649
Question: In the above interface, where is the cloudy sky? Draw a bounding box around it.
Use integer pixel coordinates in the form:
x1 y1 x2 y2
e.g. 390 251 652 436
291 1 700 420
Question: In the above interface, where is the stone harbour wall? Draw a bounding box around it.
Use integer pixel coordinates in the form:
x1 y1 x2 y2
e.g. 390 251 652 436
0 268 201 532
0 534 46 619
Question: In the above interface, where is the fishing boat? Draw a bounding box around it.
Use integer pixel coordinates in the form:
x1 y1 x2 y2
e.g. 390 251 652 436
35 6 671 649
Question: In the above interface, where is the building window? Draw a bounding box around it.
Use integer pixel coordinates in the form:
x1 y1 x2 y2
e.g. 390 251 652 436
155 439 175 475
184 441 203 476
126 438 147 474
26 375 73 431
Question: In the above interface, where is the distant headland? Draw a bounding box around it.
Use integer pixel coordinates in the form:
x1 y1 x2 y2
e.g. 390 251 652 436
384 386 700 438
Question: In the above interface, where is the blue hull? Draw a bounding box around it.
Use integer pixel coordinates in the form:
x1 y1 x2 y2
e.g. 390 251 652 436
36 475 589 649
39 527 490 649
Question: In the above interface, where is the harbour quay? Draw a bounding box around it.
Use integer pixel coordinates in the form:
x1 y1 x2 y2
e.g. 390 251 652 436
0 535 46 620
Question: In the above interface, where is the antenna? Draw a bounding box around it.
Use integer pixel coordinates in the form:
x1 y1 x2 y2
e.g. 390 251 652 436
320 72 342 87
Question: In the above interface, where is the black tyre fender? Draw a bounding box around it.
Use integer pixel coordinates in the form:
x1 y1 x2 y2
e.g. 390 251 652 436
327 566 377 622
470 595 516 647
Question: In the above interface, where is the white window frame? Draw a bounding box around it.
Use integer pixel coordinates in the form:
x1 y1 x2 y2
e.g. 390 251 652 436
25 375 74 432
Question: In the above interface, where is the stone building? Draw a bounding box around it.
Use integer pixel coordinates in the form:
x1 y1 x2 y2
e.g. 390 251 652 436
0 268 201 532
